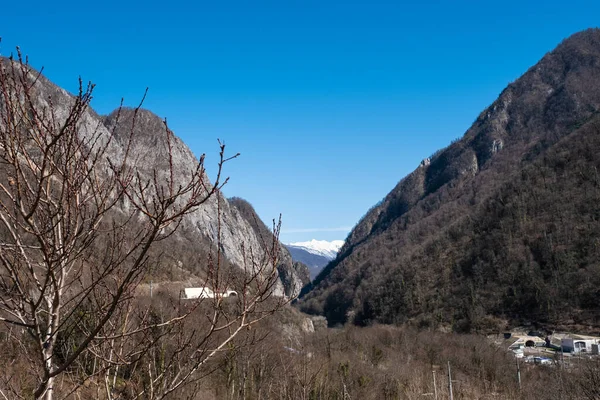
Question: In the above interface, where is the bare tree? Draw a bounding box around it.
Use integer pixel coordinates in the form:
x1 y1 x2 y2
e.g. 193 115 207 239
0 50 285 400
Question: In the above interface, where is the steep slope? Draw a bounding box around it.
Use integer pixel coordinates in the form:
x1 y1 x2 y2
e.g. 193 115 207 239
300 28 600 331
0 57 304 297
229 197 310 297
102 109 308 297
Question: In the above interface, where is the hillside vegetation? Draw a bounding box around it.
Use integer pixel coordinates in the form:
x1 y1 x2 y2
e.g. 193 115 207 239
300 29 600 332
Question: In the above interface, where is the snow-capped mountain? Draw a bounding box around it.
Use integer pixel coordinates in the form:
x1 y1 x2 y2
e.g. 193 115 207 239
288 240 344 259
285 240 344 280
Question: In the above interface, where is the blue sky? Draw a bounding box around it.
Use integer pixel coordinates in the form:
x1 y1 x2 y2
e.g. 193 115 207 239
2 1 599 243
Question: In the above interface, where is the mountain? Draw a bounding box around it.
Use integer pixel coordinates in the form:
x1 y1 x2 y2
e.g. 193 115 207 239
103 109 307 296
0 56 306 298
285 240 344 279
285 247 330 280
299 28 600 332
288 240 344 259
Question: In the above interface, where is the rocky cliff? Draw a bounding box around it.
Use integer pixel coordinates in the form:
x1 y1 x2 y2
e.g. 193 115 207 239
0 57 305 297
229 197 310 297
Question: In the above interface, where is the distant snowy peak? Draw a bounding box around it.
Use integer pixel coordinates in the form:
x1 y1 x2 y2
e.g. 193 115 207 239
287 239 344 260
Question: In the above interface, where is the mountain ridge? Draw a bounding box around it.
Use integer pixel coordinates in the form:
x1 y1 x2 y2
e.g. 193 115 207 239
287 240 344 259
299 28 600 331
0 56 307 298
285 240 344 280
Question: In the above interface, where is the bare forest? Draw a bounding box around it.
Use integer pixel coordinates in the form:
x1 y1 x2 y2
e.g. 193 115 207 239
0 51 287 399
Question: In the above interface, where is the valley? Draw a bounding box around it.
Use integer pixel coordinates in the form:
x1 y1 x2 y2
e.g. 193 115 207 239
2 16 600 400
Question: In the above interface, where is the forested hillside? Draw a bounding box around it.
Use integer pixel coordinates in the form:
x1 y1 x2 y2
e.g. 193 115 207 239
300 29 600 332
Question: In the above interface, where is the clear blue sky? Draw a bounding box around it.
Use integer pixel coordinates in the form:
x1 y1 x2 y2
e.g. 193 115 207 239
2 1 599 243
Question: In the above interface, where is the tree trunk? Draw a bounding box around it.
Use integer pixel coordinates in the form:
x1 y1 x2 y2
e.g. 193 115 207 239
44 376 54 400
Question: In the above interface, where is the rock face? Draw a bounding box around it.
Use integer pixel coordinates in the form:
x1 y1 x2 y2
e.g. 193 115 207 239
228 197 310 298
104 110 308 297
0 60 305 297
299 29 600 330
103 110 281 279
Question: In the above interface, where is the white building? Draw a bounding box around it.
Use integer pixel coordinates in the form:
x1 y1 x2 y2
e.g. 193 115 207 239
560 334 600 354
182 287 237 299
